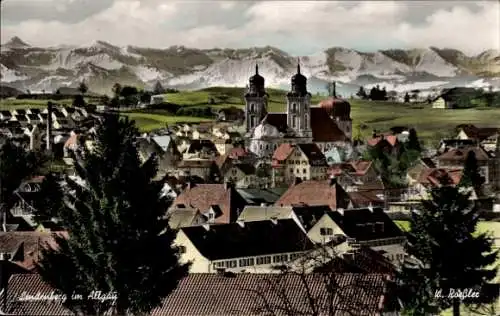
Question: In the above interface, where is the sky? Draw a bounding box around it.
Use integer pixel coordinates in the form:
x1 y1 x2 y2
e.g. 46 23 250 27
1 0 499 55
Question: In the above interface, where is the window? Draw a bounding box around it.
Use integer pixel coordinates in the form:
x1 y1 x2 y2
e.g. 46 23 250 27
273 254 289 263
320 227 334 236
302 169 306 174
292 103 297 112
250 104 255 112
289 168 293 173
208 212 215 222
239 258 255 267
289 253 301 261
178 246 186 253
291 116 296 128
304 114 309 129
225 260 237 268
213 261 225 269
256 256 271 265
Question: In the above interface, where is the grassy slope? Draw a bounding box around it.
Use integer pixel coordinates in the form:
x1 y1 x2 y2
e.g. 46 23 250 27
0 98 74 109
2 87 499 138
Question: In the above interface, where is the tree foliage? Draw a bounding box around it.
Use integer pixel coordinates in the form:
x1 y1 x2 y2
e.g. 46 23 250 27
398 186 498 315
0 140 43 211
36 114 190 315
407 128 422 152
78 81 88 94
459 151 485 193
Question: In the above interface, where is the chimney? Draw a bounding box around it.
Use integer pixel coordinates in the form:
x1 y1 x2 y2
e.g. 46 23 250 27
46 102 53 152
329 175 337 186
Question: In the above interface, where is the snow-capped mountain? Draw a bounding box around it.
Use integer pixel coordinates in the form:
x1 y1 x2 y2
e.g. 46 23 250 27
1 37 499 95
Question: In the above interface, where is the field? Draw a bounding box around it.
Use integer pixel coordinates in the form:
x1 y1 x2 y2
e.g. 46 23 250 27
2 87 499 141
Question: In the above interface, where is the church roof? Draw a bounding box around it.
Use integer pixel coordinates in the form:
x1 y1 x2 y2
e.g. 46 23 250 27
310 108 348 142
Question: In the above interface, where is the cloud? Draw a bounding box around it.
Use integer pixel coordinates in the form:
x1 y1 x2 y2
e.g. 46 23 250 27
1 0 498 54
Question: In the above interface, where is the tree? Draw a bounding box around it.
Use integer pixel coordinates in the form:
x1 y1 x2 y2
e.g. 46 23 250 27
120 86 139 98
0 140 43 214
73 94 86 108
112 83 122 98
407 128 422 152
398 186 498 316
404 92 410 103
36 114 190 315
459 150 485 193
153 81 165 95
78 81 88 95
356 86 367 99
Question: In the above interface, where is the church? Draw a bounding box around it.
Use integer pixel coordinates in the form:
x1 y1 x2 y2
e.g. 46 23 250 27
243 63 353 158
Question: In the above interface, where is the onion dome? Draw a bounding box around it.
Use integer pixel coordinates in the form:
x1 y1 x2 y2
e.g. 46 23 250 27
249 64 264 86
319 97 351 118
291 63 307 87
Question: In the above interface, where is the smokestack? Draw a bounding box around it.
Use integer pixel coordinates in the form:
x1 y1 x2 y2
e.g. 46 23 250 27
46 102 53 152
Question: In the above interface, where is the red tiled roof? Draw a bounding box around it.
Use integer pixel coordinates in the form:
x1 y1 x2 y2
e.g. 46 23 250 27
63 133 79 148
367 135 398 147
0 231 68 271
275 180 351 210
172 184 247 223
272 143 294 167
228 147 247 159
348 191 384 208
4 273 394 316
350 160 372 176
437 146 490 161
310 107 347 142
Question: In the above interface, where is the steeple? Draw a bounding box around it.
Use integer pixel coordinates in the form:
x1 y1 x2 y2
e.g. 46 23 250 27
256 63 259 75
297 58 301 74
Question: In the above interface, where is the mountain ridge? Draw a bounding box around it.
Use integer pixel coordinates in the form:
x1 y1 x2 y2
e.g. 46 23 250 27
1 37 499 95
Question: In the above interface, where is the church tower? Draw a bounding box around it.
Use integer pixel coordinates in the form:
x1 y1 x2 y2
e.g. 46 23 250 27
244 64 268 134
286 60 312 140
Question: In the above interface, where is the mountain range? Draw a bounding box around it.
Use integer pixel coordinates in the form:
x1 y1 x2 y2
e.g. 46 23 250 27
1 36 499 96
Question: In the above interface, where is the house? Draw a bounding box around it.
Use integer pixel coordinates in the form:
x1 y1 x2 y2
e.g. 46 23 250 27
26 108 41 115
1 273 400 315
24 125 43 151
307 207 406 263
366 134 400 155
432 87 478 109
275 177 351 211
167 206 207 229
237 204 331 232
217 106 245 122
11 115 28 126
12 109 27 116
171 182 248 224
213 138 233 155
174 218 314 273
456 125 499 152
272 143 329 188
235 188 287 206
436 146 492 184
176 159 221 182
0 110 12 121
150 94 164 105
137 135 181 174
26 113 41 125
223 163 258 188
184 139 219 159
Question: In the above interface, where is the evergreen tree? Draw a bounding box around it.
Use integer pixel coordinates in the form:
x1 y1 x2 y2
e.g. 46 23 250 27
112 83 122 98
404 92 410 103
399 186 498 316
459 150 485 193
407 128 422 152
36 114 190 315
356 86 367 99
369 87 378 100
381 87 387 100
78 81 88 95
0 140 43 212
